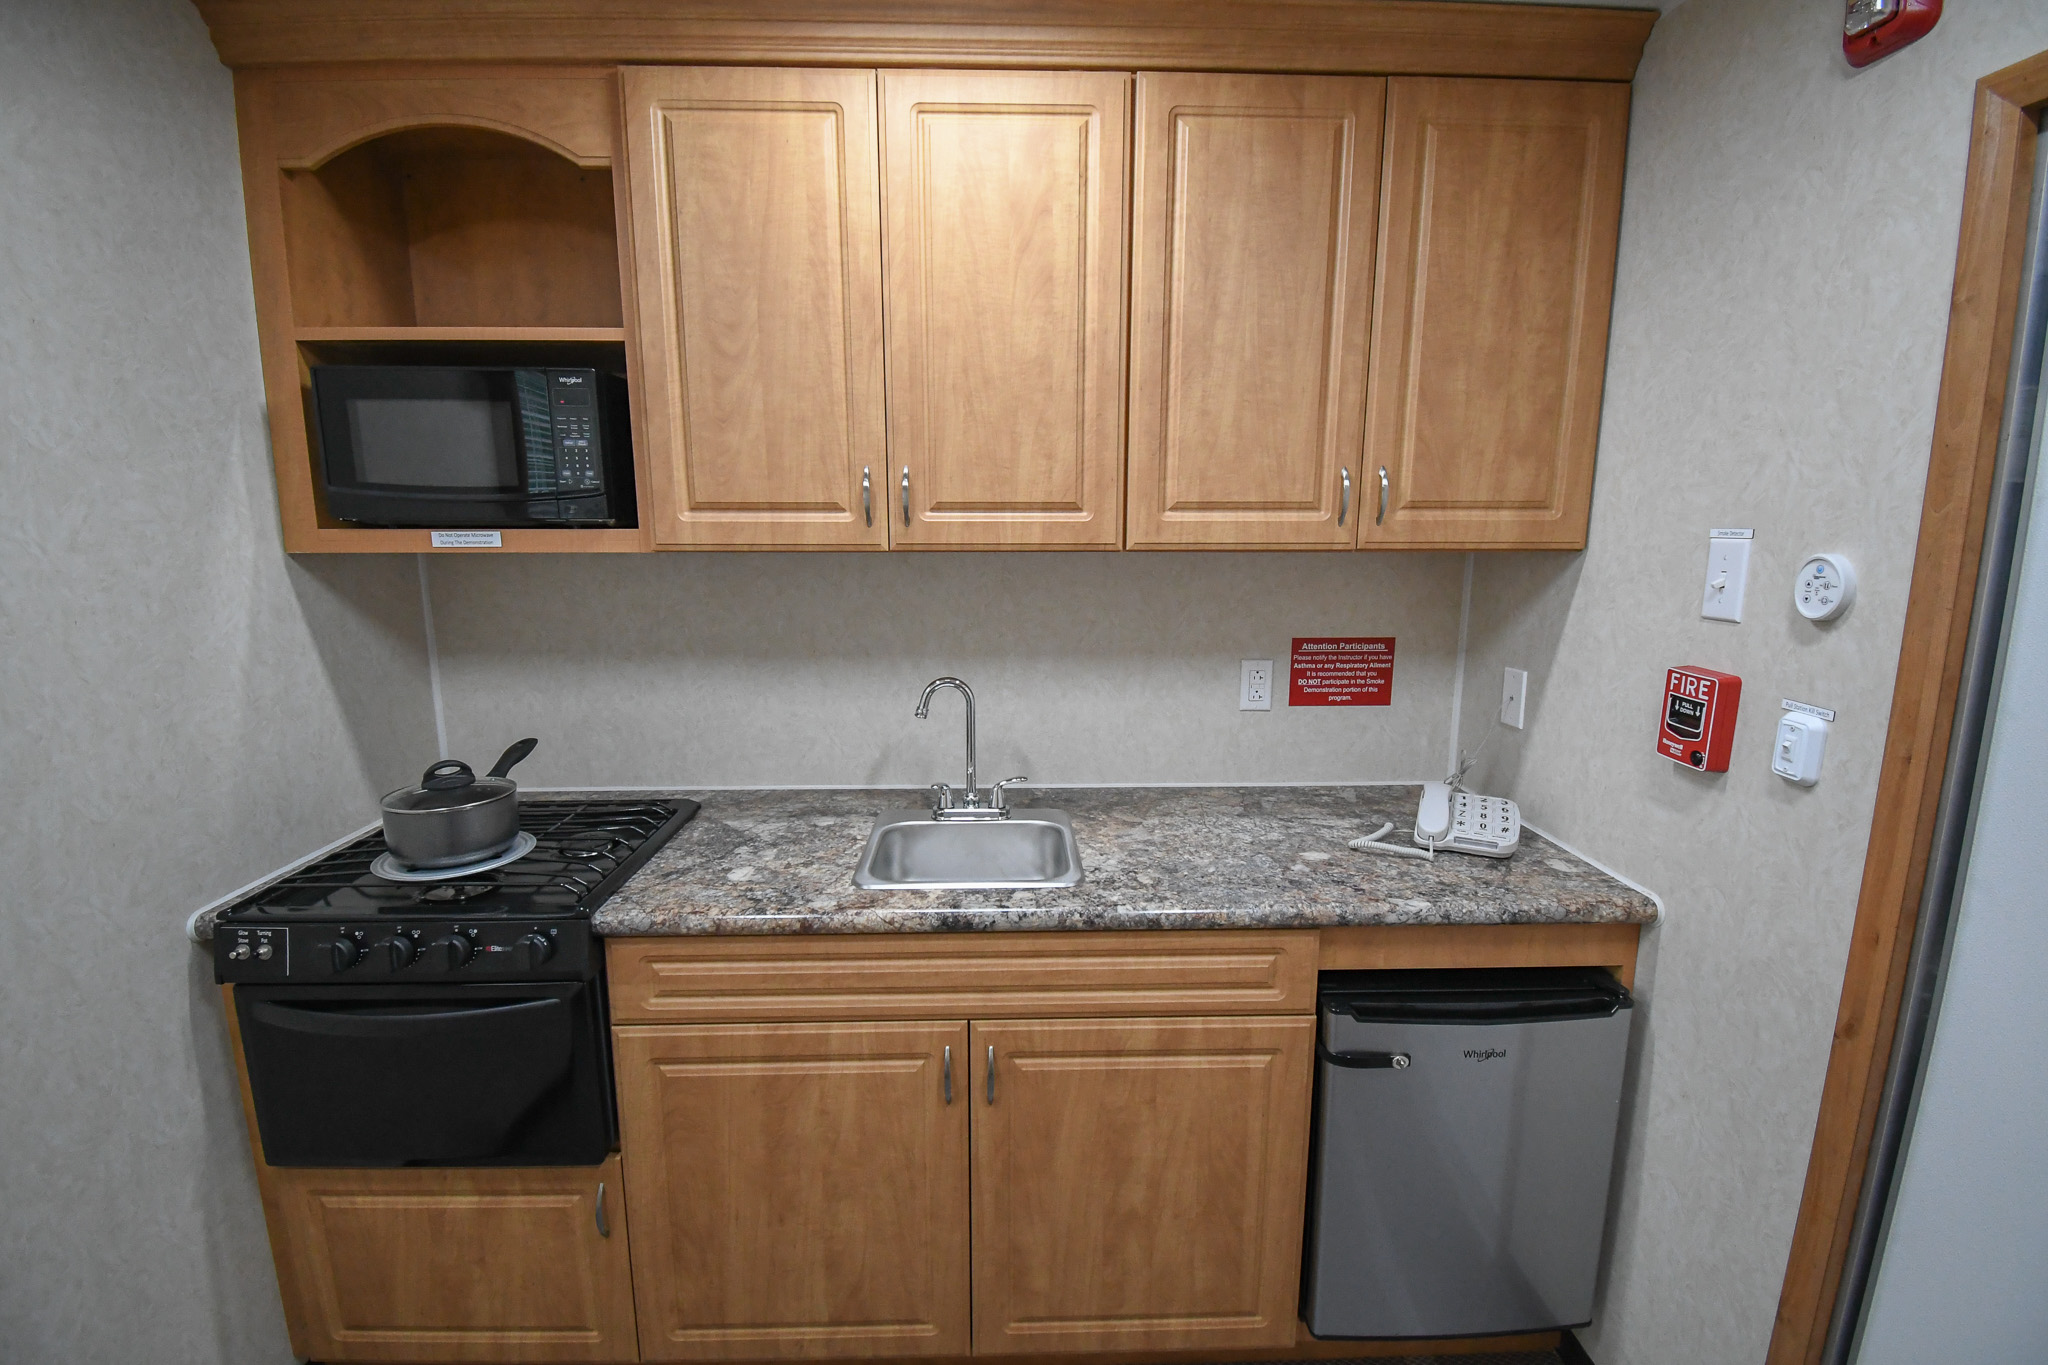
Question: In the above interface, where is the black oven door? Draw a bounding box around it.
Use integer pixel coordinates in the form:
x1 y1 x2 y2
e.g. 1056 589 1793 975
234 982 615 1167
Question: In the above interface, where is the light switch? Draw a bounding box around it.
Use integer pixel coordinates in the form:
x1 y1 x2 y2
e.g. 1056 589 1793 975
1702 530 1753 623
1772 711 1828 786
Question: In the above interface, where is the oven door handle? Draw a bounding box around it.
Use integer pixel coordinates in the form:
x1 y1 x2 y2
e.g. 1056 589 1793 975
245 997 561 1038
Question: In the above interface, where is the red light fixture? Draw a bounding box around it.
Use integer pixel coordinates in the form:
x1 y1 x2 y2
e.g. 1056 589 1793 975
1844 0 1941 69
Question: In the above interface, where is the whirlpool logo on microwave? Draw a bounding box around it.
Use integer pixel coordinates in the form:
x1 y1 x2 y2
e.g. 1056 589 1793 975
1462 1048 1509 1062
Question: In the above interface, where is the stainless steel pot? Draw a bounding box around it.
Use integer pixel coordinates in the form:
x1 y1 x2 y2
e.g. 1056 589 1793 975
380 738 537 869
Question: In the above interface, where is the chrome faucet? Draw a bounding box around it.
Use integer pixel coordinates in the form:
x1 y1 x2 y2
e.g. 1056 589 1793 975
915 677 1025 819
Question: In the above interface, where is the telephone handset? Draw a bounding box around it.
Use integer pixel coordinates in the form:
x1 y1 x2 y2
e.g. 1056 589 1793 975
1413 781 1519 857
1350 781 1521 861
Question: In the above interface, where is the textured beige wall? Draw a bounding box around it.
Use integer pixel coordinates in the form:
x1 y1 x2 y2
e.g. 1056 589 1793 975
428 551 1469 789
0 1 433 1359
1458 4 2048 1362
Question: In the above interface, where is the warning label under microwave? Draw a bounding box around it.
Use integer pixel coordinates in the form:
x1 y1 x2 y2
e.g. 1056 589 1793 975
1289 637 1394 707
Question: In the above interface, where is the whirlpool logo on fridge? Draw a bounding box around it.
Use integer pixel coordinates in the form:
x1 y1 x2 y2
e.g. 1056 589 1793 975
1462 1048 1509 1062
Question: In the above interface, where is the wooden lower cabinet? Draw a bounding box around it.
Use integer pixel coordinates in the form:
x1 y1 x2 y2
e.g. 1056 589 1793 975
970 1016 1316 1355
260 1158 638 1363
612 1011 1315 1361
613 1020 973 1360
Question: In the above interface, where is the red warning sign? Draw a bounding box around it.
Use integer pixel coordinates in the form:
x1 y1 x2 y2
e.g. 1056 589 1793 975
1289 637 1395 707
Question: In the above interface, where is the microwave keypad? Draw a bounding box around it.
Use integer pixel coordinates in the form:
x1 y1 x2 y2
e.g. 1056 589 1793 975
556 413 599 490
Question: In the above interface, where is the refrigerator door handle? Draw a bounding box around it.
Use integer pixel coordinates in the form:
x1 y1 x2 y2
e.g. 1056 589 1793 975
1317 1041 1410 1070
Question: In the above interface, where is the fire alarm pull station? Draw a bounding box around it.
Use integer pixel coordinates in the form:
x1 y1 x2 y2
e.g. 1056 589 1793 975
1843 0 1940 69
1659 667 1741 772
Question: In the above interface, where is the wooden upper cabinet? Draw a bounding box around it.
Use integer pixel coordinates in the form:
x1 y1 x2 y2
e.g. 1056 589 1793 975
880 71 1130 549
1362 77 1629 549
970 1015 1315 1355
614 1020 971 1360
1126 74 1384 550
623 67 888 548
261 1158 638 1363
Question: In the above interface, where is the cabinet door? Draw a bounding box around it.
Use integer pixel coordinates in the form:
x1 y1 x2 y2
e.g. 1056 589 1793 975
1363 78 1629 549
614 1021 971 1359
970 1016 1315 1355
880 71 1130 549
623 67 888 548
261 1158 637 1363
1126 73 1384 549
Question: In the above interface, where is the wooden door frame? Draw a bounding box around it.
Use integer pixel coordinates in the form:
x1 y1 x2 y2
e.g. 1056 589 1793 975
1768 49 2048 1365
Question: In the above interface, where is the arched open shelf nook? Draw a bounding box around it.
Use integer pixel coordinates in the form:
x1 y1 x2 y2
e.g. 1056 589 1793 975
280 123 623 335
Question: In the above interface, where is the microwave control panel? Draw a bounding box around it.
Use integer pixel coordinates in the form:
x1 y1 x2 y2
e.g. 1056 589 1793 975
548 370 602 493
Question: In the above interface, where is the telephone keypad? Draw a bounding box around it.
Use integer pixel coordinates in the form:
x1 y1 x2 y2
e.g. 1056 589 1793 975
1447 792 1520 857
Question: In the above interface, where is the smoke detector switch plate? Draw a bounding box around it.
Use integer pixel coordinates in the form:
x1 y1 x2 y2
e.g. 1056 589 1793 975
1701 529 1753 623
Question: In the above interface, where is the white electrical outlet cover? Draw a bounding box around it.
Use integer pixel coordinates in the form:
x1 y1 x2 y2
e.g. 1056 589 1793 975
1795 553 1856 621
1501 667 1527 729
1702 529 1753 623
1239 659 1273 711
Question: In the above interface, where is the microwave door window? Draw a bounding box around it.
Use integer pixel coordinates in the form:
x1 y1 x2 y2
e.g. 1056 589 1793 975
347 397 518 490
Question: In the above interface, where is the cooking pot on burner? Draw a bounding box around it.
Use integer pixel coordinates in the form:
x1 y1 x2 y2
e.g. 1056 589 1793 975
379 738 537 869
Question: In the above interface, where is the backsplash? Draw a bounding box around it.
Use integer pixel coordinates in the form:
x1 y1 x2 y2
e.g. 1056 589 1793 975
423 550 1479 790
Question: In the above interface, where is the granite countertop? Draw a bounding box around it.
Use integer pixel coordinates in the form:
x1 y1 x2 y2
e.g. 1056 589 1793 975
594 785 1657 936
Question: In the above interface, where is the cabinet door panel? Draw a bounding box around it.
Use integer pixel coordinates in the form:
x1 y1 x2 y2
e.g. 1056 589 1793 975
1127 74 1383 549
1364 78 1629 548
623 67 887 548
881 71 1129 548
971 1016 1315 1355
615 1021 971 1359
263 1159 637 1362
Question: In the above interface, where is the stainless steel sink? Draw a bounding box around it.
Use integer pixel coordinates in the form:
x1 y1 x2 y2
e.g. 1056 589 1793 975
853 810 1083 890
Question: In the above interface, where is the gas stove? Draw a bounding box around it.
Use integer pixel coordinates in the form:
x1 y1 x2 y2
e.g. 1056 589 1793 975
213 797 697 985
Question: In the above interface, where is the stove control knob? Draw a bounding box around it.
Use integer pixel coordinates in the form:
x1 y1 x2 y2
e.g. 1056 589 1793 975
424 934 473 972
322 937 362 974
375 936 415 971
513 932 555 972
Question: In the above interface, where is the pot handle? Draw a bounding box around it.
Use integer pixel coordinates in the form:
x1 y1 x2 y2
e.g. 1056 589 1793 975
420 759 476 791
487 738 539 780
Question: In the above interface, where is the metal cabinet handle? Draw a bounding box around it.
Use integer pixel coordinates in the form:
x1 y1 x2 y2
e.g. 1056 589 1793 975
1376 465 1389 526
943 1044 953 1104
985 1044 995 1105
901 467 912 528
1338 467 1351 527
595 1181 610 1237
862 466 872 527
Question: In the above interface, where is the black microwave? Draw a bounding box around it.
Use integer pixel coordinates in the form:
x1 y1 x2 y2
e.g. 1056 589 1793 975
310 366 634 528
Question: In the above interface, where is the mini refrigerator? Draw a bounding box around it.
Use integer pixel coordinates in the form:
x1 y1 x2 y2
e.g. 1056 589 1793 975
1302 967 1633 1339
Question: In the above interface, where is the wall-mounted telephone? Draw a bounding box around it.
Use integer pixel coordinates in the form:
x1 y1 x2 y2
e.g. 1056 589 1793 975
1350 781 1521 860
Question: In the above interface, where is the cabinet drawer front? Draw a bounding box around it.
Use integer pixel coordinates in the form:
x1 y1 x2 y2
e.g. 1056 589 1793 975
607 930 1317 1022
264 1158 637 1363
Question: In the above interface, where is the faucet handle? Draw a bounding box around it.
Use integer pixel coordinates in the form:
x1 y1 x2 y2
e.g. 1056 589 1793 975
990 776 1029 812
928 782 955 815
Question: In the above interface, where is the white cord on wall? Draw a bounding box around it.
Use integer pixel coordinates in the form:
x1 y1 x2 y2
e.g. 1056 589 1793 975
418 552 448 760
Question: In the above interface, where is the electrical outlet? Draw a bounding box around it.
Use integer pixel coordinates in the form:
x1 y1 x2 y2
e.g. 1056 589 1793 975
1501 667 1527 729
1240 659 1273 711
